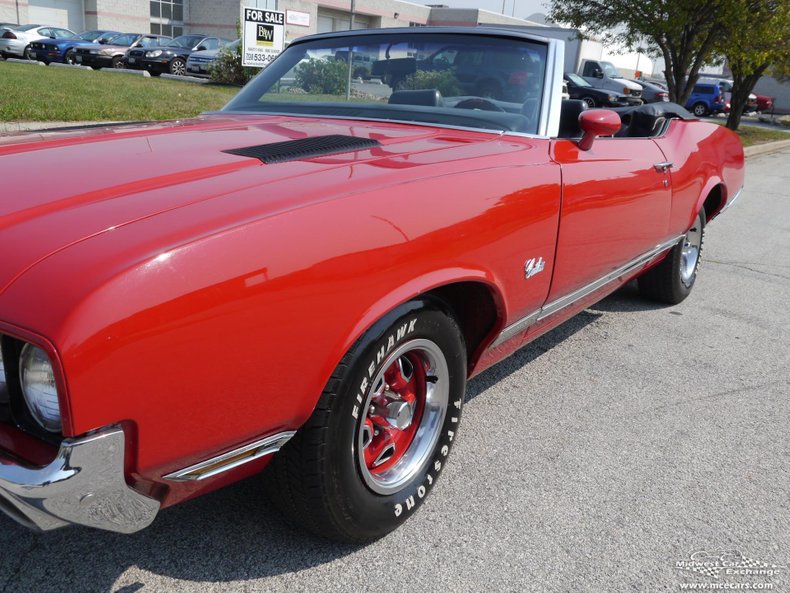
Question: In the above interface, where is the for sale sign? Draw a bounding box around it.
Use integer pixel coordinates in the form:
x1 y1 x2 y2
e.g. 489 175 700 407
242 6 285 68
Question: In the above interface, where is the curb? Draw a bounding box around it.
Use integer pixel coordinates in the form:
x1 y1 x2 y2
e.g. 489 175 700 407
98 68 150 77
5 58 45 66
48 62 93 70
744 139 790 158
160 73 208 84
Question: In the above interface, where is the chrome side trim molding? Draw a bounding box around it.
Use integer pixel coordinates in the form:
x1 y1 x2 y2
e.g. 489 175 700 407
718 186 744 215
164 431 296 482
490 235 684 349
490 310 541 348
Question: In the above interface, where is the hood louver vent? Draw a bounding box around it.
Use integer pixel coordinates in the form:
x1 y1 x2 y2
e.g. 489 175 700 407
223 134 381 164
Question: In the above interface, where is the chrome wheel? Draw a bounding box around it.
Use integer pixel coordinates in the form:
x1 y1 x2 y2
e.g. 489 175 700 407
170 58 186 75
356 339 449 495
582 96 596 108
680 212 703 287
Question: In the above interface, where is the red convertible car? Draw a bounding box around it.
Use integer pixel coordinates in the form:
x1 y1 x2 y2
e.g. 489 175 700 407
0 28 743 542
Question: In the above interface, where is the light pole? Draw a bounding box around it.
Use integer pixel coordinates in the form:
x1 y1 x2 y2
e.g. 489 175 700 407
346 0 356 100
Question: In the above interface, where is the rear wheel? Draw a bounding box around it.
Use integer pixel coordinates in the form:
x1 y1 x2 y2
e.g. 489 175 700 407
265 299 466 542
692 102 709 117
638 209 706 304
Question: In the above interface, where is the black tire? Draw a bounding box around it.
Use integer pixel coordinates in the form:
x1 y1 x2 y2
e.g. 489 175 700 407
64 49 76 64
265 299 467 543
692 102 709 117
169 58 186 75
111 55 124 69
22 45 31 60
149 70 161 76
581 95 596 108
638 209 706 304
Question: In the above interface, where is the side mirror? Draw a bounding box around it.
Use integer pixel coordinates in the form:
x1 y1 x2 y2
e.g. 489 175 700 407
577 109 621 151
99 39 107 44
196 45 207 51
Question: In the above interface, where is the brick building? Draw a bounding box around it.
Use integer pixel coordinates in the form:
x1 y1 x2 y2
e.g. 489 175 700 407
1 0 542 44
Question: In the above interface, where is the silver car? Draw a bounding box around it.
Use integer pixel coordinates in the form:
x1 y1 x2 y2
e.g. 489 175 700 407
0 24 75 59
186 39 238 77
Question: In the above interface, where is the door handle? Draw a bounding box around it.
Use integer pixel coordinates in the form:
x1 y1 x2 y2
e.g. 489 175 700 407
654 161 673 172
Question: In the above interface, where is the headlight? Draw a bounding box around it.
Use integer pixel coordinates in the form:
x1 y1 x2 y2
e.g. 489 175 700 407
19 344 61 432
608 95 615 102
146 50 162 58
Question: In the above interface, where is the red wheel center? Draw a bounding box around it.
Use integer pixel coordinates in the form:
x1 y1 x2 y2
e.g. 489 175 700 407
362 352 427 474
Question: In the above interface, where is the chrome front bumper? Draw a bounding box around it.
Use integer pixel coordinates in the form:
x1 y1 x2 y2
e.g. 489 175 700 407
0 427 159 534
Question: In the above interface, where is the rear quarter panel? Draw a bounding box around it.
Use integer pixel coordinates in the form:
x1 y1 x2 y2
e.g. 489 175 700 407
654 120 744 233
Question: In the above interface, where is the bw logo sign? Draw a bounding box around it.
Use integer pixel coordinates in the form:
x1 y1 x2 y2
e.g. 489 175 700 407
256 24 274 46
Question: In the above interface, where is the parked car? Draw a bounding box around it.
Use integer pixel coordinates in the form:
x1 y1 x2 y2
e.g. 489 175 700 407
755 94 774 112
126 34 223 76
74 33 171 69
186 39 239 77
27 30 119 64
0 27 744 544
685 82 725 116
710 79 757 114
0 22 18 33
0 24 75 59
564 72 630 108
578 59 643 104
629 78 669 103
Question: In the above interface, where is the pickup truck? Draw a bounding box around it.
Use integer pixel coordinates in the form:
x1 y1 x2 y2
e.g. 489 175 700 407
579 59 643 105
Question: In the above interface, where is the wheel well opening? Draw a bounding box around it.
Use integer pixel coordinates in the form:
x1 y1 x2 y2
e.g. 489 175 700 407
425 282 500 368
703 185 724 221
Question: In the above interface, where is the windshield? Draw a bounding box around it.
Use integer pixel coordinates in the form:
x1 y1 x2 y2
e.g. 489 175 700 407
167 35 204 48
107 33 138 46
565 73 590 87
223 32 548 134
600 61 621 78
75 30 103 41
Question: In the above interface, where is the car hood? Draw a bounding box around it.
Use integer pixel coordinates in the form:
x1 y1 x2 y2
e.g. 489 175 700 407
0 114 501 294
79 42 130 52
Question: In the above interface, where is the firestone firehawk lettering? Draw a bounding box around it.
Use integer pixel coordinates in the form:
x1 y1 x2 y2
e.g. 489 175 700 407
0 27 743 543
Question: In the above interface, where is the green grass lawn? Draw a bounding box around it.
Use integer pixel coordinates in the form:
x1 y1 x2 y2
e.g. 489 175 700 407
0 61 238 122
732 124 790 147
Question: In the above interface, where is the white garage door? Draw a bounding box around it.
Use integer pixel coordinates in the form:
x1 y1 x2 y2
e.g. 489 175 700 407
28 0 84 31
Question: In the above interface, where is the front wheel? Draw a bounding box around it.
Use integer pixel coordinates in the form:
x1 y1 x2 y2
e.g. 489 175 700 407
111 56 124 69
22 45 31 60
64 49 76 64
169 58 186 75
265 300 467 542
638 209 706 304
581 95 596 108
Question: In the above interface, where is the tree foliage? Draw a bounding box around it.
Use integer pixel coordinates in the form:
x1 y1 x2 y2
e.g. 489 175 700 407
209 42 257 86
549 0 728 106
719 0 790 130
294 59 348 95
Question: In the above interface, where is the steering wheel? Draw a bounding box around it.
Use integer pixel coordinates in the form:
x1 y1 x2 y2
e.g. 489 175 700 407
453 98 505 112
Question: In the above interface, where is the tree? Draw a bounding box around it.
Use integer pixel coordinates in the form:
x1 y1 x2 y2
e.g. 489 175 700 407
720 0 790 130
549 0 728 106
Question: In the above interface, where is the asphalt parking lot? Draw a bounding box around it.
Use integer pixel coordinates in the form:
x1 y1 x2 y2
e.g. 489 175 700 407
1 148 788 593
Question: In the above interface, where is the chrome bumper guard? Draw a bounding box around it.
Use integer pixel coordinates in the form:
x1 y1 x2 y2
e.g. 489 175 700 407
0 427 160 534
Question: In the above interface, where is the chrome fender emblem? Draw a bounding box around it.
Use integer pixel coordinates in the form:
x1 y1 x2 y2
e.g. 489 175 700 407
524 257 545 279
